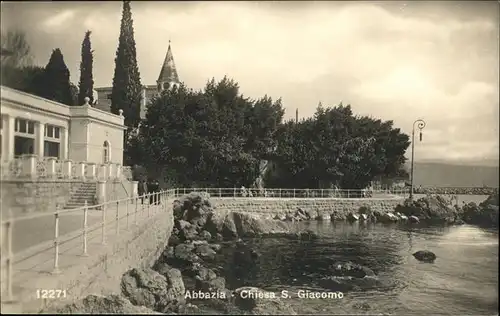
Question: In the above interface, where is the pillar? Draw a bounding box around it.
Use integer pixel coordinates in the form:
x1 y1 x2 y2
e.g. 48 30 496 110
62 160 72 178
21 154 37 179
60 127 69 160
86 163 96 179
35 122 45 158
5 115 15 161
76 162 86 179
115 164 122 179
46 157 57 178
107 163 114 179
97 164 107 180
97 180 106 205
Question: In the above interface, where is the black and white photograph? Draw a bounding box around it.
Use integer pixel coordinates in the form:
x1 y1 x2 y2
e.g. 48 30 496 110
0 1 498 314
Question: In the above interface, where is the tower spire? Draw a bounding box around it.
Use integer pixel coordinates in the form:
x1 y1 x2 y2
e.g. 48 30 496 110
157 40 180 92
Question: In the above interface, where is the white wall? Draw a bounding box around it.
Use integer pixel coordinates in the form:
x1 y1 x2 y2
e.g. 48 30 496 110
87 120 124 165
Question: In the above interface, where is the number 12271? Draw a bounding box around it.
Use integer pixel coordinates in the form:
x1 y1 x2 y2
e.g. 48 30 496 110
36 289 67 299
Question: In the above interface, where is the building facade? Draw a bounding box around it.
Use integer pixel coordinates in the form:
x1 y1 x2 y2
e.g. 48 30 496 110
94 42 180 119
0 85 126 165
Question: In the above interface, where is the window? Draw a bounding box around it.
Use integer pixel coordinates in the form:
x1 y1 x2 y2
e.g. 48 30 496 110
15 118 35 135
43 124 61 158
44 141 60 158
44 124 61 139
103 141 110 163
14 136 34 156
14 118 36 157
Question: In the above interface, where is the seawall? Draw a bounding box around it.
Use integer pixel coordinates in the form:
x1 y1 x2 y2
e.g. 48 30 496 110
211 197 404 219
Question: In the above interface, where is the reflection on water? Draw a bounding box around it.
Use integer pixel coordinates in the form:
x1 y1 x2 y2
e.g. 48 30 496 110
210 222 499 315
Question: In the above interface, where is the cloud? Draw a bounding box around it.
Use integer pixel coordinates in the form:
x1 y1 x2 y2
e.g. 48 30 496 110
41 10 76 30
0 1 498 164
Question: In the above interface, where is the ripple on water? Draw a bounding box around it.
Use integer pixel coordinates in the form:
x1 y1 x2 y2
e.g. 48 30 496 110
207 222 498 315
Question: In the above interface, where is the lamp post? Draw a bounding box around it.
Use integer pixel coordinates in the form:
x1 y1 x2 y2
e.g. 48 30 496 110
409 119 426 200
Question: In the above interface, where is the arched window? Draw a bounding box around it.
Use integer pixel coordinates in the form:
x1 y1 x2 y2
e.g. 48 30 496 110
103 141 110 163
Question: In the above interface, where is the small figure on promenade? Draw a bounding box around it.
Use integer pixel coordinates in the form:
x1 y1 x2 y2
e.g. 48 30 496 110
149 179 160 205
240 186 247 197
138 179 148 204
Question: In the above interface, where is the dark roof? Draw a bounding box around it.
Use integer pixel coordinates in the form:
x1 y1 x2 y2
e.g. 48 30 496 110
157 43 179 84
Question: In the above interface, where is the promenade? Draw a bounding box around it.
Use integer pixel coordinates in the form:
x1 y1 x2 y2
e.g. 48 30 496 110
1 198 171 314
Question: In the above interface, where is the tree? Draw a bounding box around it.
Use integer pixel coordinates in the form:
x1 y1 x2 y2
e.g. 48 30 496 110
0 65 45 94
1 29 32 69
0 29 44 93
39 48 74 105
138 77 284 187
266 103 410 190
111 0 142 129
78 30 94 105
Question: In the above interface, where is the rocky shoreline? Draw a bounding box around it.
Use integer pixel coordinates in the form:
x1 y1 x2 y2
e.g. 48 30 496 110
56 192 498 314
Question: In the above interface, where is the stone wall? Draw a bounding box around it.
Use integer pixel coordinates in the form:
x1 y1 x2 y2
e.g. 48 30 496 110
0 180 82 219
210 198 404 219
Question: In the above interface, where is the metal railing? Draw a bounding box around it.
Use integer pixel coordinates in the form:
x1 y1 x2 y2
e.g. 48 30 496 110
171 187 409 199
0 189 175 302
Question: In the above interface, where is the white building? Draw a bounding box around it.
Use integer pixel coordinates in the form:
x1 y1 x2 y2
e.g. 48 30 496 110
0 86 126 165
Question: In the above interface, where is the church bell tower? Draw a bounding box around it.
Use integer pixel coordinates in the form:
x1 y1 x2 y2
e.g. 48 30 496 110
157 40 180 93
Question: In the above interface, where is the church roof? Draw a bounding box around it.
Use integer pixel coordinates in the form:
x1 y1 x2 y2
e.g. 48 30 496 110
157 42 179 84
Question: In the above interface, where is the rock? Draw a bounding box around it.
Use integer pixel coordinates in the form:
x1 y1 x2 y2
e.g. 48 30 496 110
121 268 184 310
179 225 199 241
214 233 224 241
194 243 217 260
173 200 184 219
205 211 239 239
347 213 359 222
168 235 182 247
175 219 192 231
315 210 330 221
195 275 226 292
177 303 199 314
409 215 420 223
209 243 222 252
56 294 162 314
380 212 398 223
195 265 218 281
413 250 436 263
291 230 319 241
462 195 499 228
330 210 347 221
395 195 459 224
331 261 375 278
154 262 172 276
199 230 212 241
234 287 296 315
173 243 200 265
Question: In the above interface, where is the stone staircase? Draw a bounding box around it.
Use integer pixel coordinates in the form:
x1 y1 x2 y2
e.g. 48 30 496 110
63 182 97 209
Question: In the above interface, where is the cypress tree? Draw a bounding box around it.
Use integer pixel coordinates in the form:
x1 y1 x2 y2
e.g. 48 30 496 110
41 48 74 106
78 30 94 105
111 0 142 128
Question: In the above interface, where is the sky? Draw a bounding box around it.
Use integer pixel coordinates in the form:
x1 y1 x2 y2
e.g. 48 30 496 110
1 1 499 166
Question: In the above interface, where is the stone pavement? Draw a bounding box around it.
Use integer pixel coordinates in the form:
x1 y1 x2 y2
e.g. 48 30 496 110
0 199 173 314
